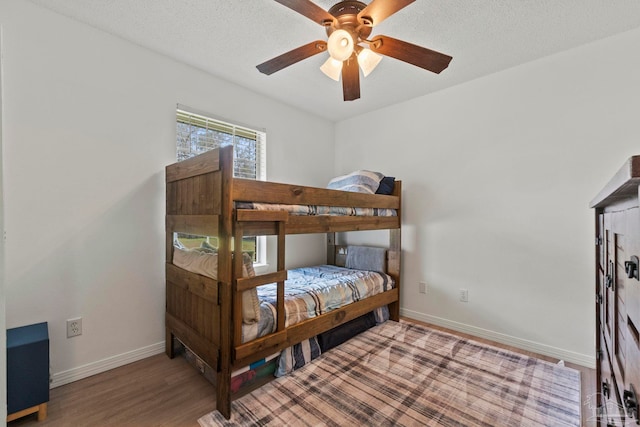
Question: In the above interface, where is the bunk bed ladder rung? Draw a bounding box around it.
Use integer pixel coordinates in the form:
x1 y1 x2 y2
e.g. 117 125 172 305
236 271 287 292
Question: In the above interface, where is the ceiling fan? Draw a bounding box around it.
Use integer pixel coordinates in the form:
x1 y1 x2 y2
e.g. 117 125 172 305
256 0 453 101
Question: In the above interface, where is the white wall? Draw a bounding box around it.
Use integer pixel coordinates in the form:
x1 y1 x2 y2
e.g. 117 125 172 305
0 0 333 385
1 23 7 425
335 28 640 367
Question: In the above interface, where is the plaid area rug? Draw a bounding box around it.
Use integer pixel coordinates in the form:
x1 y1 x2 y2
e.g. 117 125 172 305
199 321 581 426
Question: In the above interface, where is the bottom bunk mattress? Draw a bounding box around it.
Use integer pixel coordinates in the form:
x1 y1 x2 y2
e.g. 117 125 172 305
242 265 394 343
172 246 395 378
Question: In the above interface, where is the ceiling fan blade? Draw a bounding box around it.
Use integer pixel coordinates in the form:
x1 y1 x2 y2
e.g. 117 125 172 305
257 41 327 75
273 0 336 26
369 35 452 74
357 0 415 27
342 54 360 101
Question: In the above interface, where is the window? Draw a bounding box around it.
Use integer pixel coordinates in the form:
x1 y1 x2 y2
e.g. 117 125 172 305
175 106 267 265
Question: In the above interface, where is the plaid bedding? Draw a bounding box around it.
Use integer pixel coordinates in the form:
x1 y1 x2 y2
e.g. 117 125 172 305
235 201 397 217
242 265 394 343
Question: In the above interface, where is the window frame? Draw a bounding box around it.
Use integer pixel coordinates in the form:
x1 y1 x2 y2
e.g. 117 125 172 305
175 105 268 271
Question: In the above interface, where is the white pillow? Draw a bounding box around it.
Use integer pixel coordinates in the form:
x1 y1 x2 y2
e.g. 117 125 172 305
173 247 218 279
172 248 260 325
240 252 260 325
327 170 384 194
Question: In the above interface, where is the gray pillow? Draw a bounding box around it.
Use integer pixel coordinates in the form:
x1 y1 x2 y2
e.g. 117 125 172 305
345 245 386 273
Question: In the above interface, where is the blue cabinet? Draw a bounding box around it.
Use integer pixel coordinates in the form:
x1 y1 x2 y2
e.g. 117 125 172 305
6 322 49 422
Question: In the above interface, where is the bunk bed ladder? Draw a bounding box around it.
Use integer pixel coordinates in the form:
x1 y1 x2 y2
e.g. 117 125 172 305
232 210 289 359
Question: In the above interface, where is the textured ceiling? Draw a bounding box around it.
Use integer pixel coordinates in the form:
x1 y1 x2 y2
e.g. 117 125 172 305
27 0 640 121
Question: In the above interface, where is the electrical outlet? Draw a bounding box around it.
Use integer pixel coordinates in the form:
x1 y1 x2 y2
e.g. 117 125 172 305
459 289 468 302
419 282 427 294
67 317 82 338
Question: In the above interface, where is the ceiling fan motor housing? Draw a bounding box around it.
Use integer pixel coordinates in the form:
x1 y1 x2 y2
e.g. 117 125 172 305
326 1 372 42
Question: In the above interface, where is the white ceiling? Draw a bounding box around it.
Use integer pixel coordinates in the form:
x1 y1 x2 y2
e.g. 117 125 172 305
28 0 640 121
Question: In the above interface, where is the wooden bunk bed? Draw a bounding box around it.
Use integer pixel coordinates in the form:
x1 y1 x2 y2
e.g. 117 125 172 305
165 145 401 419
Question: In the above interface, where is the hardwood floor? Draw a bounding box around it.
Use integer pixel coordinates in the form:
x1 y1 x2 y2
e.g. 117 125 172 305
8 352 215 427
8 319 596 427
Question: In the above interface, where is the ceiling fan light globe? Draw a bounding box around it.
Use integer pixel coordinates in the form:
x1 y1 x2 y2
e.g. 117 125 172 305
320 57 343 81
327 29 354 62
358 48 382 77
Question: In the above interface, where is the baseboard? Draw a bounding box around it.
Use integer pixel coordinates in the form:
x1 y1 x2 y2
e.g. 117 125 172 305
49 312 595 388
50 341 165 388
400 308 595 369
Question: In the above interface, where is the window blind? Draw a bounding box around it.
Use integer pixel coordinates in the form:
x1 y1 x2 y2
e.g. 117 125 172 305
176 109 266 180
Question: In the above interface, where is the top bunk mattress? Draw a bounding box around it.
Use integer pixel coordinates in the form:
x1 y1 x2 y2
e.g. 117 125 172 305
233 170 398 218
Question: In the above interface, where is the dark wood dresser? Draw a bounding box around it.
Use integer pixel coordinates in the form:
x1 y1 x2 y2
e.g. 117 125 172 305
591 156 640 426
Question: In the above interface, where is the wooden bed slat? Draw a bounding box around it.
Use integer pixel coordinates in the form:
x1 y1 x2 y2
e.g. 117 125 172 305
236 271 287 292
166 263 218 303
166 283 220 345
167 215 219 237
237 209 288 223
166 149 220 183
233 178 399 209
167 172 221 216
234 330 288 361
241 215 399 236
166 312 219 370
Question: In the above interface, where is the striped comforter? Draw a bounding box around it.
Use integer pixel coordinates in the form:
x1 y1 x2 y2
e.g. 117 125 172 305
235 201 397 217
242 265 394 343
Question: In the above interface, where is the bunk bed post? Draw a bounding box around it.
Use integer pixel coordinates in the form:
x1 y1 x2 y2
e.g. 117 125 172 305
164 186 175 359
216 145 234 419
326 232 336 265
388 228 401 321
388 181 402 321
165 180 176 359
276 221 286 332
233 224 245 347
